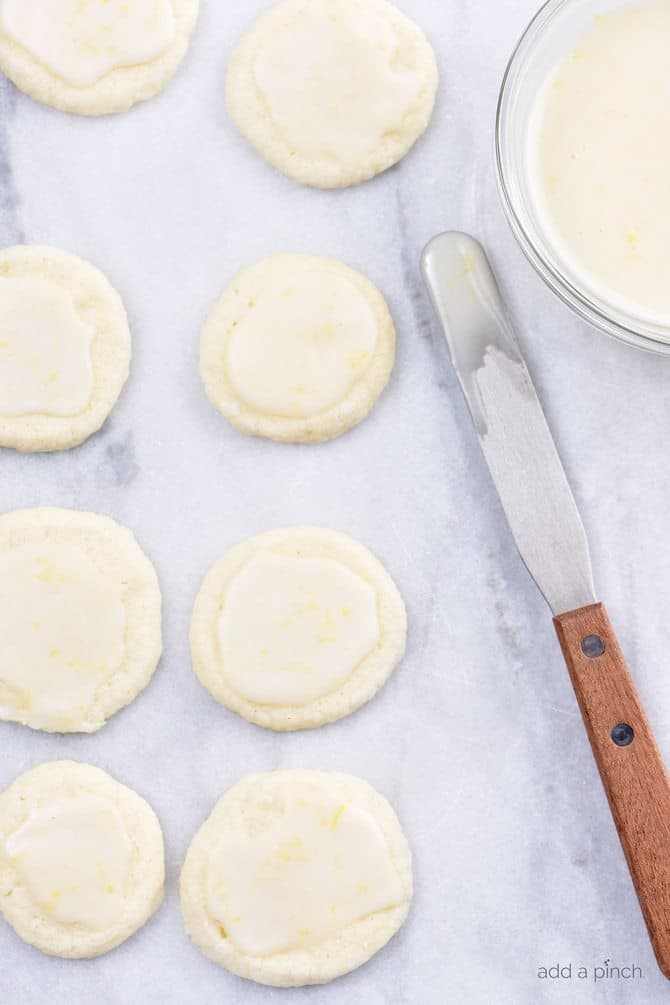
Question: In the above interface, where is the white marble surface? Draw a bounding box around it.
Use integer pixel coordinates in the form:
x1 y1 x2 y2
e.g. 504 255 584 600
1 2 669 1003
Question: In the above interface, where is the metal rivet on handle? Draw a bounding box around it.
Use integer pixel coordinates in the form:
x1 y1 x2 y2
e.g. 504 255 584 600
581 634 605 658
611 723 634 747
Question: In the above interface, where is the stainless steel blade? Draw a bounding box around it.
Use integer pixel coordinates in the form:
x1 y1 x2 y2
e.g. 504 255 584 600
421 231 596 615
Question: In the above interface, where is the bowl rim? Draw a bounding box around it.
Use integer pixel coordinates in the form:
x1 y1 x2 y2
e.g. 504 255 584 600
495 0 670 357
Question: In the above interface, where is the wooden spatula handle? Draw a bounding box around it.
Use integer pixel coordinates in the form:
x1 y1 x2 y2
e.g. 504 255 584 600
554 602 670 978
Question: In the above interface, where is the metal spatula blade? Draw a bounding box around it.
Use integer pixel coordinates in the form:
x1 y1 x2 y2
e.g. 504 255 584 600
421 231 595 616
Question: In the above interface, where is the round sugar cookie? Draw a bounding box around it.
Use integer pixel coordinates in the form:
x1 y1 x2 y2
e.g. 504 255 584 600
0 760 164 958
180 770 413 986
199 254 396 443
190 527 406 731
0 507 162 734
0 246 131 452
226 0 438 188
0 0 199 115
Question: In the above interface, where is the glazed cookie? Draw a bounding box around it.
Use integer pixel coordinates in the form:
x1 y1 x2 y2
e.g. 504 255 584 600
0 246 131 452
0 761 164 958
0 508 162 733
180 770 413 987
199 255 396 443
226 0 438 188
0 0 199 115
190 527 406 730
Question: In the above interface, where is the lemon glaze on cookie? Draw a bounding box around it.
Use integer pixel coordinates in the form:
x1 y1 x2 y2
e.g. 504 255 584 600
0 508 162 733
200 255 396 444
0 761 165 958
6 793 134 929
190 527 406 731
217 552 380 706
0 277 94 417
180 771 412 986
225 269 380 419
226 0 438 188
0 0 176 88
0 0 199 115
0 247 131 452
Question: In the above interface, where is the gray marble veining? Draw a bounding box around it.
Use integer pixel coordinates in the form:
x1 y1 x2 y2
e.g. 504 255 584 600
0 77 21 245
1 2 669 1003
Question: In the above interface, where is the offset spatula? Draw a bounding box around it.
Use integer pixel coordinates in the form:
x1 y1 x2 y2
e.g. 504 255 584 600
422 231 670 980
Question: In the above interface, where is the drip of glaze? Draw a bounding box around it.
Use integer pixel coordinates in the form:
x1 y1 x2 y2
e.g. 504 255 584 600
421 231 523 436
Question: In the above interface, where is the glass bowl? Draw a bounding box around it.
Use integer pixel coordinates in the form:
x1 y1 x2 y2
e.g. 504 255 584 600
495 0 670 355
